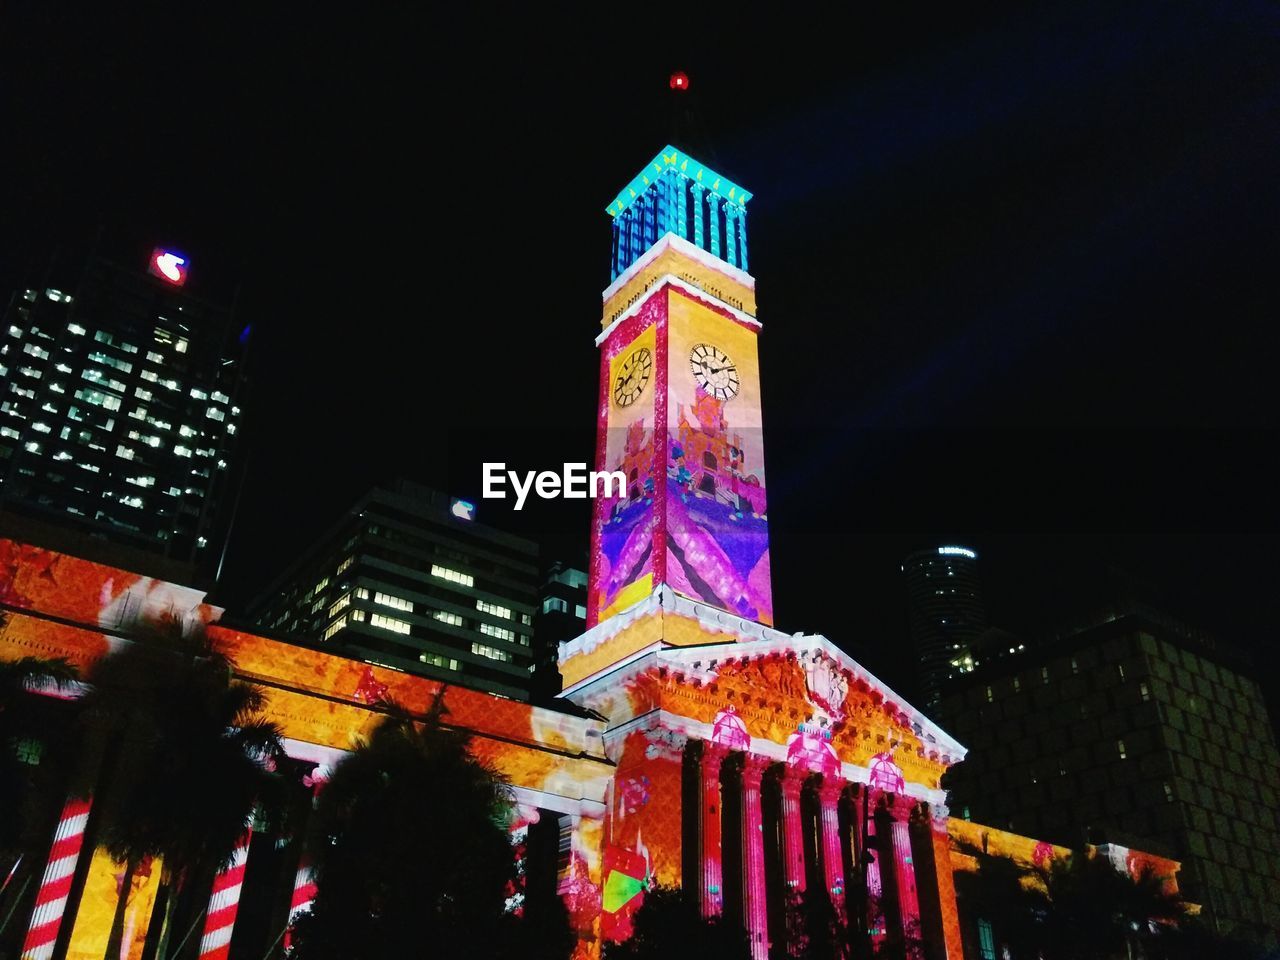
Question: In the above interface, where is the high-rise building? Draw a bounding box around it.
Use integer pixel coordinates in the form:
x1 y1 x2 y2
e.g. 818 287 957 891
248 480 540 700
937 605 1280 945
530 560 588 702
0 250 246 574
902 544 987 716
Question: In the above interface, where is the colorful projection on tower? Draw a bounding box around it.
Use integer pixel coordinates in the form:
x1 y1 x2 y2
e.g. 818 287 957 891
589 286 772 627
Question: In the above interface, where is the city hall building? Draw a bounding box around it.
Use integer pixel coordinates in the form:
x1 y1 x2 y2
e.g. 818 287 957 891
0 146 1181 960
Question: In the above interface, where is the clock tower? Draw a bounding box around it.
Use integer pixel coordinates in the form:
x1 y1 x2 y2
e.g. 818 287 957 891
585 146 771 637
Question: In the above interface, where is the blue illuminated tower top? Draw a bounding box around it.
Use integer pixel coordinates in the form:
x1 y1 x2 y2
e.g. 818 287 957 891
605 145 752 281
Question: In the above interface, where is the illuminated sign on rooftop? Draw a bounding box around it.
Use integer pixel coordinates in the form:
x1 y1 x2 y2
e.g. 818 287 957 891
938 546 977 559
148 248 189 286
450 498 476 522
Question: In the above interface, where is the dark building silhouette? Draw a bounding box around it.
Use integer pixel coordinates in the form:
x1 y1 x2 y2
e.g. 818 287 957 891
248 480 539 699
902 544 987 716
938 604 1280 946
532 559 587 701
0 250 246 579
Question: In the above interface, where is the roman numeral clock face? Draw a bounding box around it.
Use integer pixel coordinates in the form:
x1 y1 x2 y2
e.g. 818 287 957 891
613 346 653 407
690 343 740 400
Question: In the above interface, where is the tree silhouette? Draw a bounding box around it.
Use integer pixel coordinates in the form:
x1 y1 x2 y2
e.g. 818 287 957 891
604 885 750 960
78 636 285 959
289 703 571 960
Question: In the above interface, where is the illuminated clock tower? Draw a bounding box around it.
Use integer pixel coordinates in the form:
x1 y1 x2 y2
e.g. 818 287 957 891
585 146 771 631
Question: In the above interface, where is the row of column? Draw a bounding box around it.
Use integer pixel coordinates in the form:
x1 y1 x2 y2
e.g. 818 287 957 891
696 743 923 960
610 171 749 280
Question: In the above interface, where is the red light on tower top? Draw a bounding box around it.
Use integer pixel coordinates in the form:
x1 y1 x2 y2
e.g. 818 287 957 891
148 248 189 287
669 71 689 92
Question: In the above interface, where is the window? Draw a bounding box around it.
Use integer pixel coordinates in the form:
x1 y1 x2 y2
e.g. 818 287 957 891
1140 682 1150 702
1041 666 1050 684
985 685 993 703
371 613 410 635
13 738 43 766
480 622 515 642
321 617 347 641
543 596 568 615
1012 677 1021 693
1163 782 1174 802
1117 740 1127 760
329 593 351 618
74 388 121 411
1071 657 1079 675
431 564 474 587
190 388 208 400
520 612 532 626
977 919 996 960
68 323 86 336
375 592 412 612
206 406 225 422
174 445 192 458
471 642 511 663
1118 664 1126 681
355 587 370 600
420 652 459 671
146 350 164 363
336 556 354 575
476 599 512 619
314 576 330 594
115 445 135 461
433 610 464 627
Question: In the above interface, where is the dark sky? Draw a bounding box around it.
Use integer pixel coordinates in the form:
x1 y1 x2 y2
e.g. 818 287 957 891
3 5 1277 713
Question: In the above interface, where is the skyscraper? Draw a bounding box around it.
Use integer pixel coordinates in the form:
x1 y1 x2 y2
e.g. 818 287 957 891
937 605 1280 945
531 560 588 702
248 480 540 700
0 249 245 575
902 544 987 716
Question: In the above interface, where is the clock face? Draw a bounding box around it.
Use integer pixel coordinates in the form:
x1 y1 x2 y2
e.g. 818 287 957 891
613 346 653 407
690 343 740 400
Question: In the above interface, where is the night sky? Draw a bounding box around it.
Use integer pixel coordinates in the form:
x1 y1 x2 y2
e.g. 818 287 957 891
3 5 1277 716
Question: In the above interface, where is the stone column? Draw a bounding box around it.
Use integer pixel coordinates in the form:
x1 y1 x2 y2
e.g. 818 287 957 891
724 202 739 267
676 175 689 241
738 206 749 271
708 193 722 259
656 173 670 237
890 820 920 936
692 183 706 250
699 742 729 917
864 789 887 948
740 753 771 960
818 776 846 910
779 765 807 893
610 219 622 280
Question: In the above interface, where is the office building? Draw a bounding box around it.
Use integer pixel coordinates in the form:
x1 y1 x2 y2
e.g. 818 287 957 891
531 560 587 701
0 249 245 574
249 480 539 700
902 544 987 716
937 605 1280 945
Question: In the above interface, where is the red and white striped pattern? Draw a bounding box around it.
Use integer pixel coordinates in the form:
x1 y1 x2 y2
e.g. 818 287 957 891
282 855 317 953
21 795 93 960
196 830 252 960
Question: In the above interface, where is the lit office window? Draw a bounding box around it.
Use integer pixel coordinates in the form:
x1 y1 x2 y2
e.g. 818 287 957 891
1117 740 1127 760
574 604 587 619
375 592 412 612
174 445 193 458
433 610 464 627
336 556 353 575
329 593 351 619
431 564 474 587
115 445 135 461
476 599 512 619
420 652 459 671
371 614 410 635
471 643 511 663
542 596 568 615
322 616 348 642
68 323 86 336
480 622 515 642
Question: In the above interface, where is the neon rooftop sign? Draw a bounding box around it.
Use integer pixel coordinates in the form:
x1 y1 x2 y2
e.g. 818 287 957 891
938 546 977 559
148 248 189 286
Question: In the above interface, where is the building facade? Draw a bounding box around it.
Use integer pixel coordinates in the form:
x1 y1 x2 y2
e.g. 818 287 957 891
938 608 1280 944
0 146 1186 960
0 251 245 573
902 546 987 716
248 480 540 700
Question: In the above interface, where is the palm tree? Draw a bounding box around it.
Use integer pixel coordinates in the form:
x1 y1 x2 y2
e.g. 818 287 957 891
77 635 284 960
289 702 567 960
0 648 79 943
